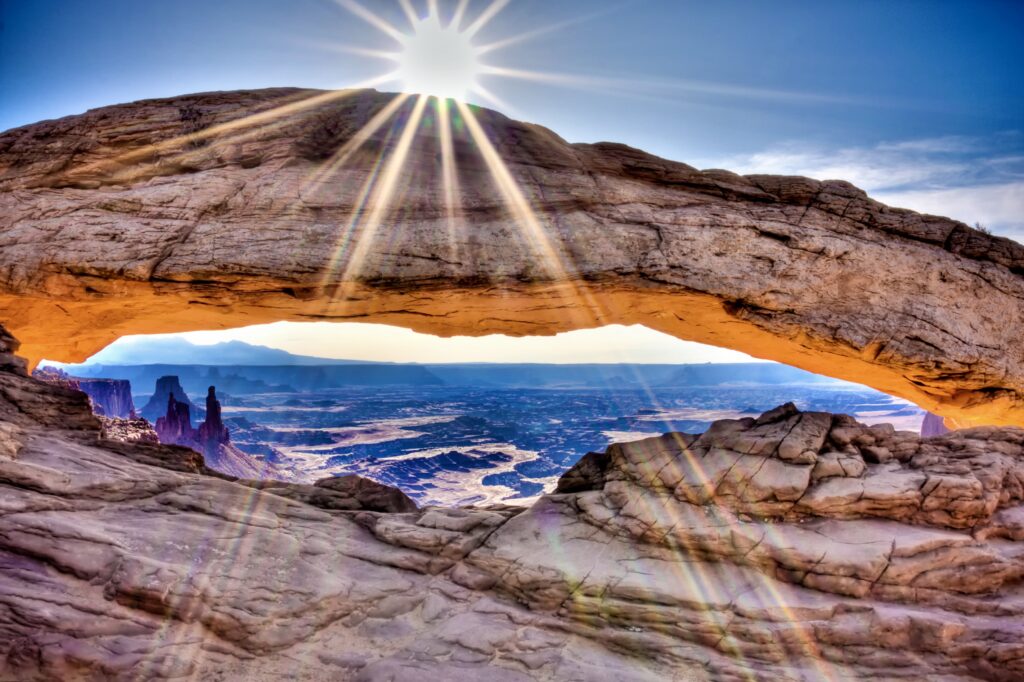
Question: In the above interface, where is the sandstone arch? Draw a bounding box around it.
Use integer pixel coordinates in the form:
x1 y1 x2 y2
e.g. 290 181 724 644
1 88 1022 426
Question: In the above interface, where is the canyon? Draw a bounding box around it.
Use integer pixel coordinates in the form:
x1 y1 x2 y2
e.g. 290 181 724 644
0 89 1022 427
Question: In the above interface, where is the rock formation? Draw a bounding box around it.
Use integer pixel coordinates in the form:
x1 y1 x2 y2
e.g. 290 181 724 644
76 378 135 418
0 89 1022 427
0 324 1022 681
32 367 136 418
98 415 159 444
154 393 196 445
139 375 201 423
148 379 284 480
196 385 229 456
922 411 952 438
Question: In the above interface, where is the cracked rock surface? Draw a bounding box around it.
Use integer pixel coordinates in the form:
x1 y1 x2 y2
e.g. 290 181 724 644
0 89 1022 426
1 327 1022 681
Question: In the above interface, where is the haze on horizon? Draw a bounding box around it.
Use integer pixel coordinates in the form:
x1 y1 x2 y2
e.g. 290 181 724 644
5 0 1021 364
76 323 762 366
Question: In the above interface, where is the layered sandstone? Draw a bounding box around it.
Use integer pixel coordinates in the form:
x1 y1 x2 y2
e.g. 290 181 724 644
140 375 200 422
33 367 136 418
0 326 1022 681
0 89 1022 426
98 415 159 444
151 382 283 480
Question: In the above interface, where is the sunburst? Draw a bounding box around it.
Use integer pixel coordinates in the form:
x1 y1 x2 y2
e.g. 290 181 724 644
327 0 567 111
316 0 599 306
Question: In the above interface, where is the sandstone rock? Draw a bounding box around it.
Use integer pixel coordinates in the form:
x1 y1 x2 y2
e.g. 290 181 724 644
34 368 134 419
154 392 196 445
196 385 229 456
140 375 200 423
0 325 26 376
555 449 611 493
315 474 419 513
81 378 135 417
922 411 952 437
147 379 283 481
0 90 1021 427
0 358 1022 680
811 451 866 481
99 415 159 444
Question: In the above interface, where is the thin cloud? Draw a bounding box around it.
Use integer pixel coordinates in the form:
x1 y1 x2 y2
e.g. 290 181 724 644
710 142 969 192
875 182 1024 243
707 134 1024 245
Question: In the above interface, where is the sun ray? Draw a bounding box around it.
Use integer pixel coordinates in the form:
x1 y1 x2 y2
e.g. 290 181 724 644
435 97 463 265
69 72 408 184
455 101 613 332
332 0 408 44
317 144 392 296
476 4 623 55
468 82 513 116
397 0 419 28
449 0 471 30
464 0 511 38
330 95 430 299
478 65 607 87
303 93 413 200
454 101 564 280
298 39 401 62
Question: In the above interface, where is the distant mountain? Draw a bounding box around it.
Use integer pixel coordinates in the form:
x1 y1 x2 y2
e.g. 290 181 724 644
66 363 445 398
654 363 836 387
425 363 837 388
60 361 838 397
58 337 383 366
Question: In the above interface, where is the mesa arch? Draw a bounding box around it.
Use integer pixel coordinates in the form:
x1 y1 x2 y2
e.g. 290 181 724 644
0 88 1022 427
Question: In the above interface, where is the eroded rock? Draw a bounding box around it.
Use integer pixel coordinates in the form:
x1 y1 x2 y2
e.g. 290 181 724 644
0 90 1022 427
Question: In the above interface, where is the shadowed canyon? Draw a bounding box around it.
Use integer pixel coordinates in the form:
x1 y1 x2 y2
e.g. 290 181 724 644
1 90 1023 680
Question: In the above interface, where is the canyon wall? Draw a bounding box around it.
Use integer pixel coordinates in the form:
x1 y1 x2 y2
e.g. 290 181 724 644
33 368 135 418
76 378 135 418
0 89 1021 427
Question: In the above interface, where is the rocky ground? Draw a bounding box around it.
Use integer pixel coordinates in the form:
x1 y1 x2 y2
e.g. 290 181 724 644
1 324 1022 681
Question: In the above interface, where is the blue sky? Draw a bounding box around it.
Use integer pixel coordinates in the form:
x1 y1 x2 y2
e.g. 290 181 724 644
5 0 1023 363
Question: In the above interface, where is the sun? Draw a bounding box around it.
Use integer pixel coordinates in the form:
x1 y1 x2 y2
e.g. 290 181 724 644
397 13 481 101
331 0 522 108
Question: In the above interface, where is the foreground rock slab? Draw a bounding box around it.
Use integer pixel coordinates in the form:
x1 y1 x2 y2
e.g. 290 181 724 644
0 327 1022 680
1 89 1023 426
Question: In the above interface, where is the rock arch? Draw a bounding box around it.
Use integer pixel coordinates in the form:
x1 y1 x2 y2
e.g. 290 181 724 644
1 88 1022 426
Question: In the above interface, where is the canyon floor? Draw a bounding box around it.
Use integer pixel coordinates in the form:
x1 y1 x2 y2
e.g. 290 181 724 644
2 327 1023 681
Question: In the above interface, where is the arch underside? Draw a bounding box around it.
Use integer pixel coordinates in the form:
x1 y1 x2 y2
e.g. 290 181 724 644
0 88 1021 427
